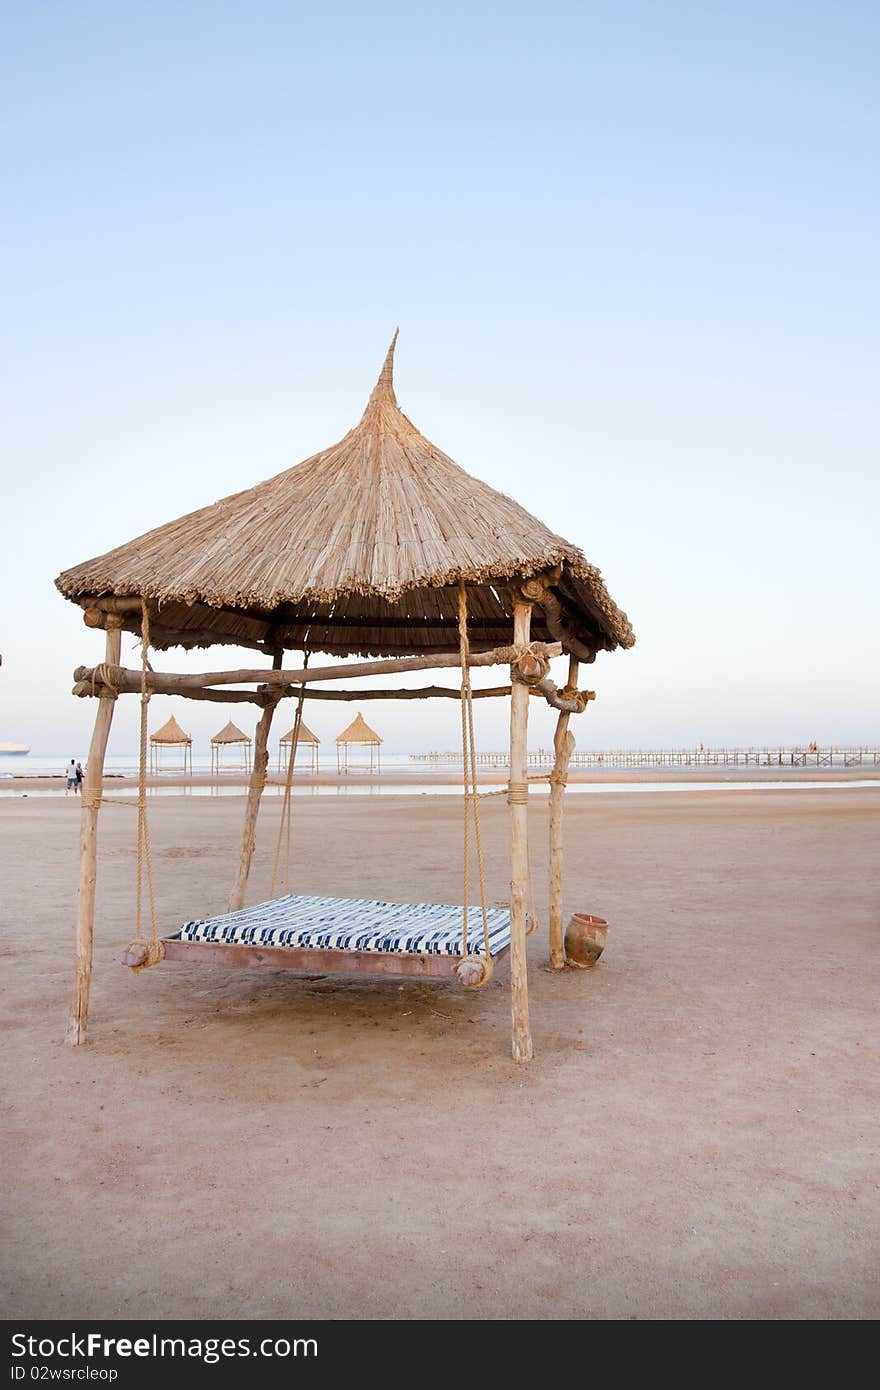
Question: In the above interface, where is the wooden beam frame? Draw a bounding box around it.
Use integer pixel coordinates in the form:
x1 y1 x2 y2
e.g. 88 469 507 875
162 936 509 979
72 641 563 698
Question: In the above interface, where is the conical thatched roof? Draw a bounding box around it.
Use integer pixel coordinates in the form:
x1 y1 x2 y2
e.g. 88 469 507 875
210 720 251 745
150 715 191 745
336 712 382 745
280 722 320 745
56 334 634 661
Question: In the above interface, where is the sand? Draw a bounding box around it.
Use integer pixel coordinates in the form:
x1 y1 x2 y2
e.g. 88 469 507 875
3 787 878 1320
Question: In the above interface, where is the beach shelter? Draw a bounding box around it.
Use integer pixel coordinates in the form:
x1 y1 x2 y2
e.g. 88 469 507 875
336 711 382 774
56 331 634 1061
149 715 192 776
210 720 252 776
277 720 319 776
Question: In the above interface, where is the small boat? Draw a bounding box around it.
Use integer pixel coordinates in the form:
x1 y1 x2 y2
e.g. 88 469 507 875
0 742 30 755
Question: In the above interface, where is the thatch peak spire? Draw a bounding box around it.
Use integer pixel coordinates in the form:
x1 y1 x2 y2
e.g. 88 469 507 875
364 328 400 411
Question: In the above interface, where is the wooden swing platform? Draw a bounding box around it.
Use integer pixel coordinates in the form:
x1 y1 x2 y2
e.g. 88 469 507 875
162 937 509 979
161 893 513 981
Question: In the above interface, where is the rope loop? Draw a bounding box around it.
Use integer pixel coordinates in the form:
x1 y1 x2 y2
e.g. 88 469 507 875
90 663 122 699
271 652 309 898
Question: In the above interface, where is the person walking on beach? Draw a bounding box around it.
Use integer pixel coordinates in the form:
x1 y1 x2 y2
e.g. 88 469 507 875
65 759 78 795
75 761 84 791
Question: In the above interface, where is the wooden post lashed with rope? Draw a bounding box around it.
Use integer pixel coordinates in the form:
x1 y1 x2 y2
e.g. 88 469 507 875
549 654 579 969
66 617 123 1045
509 599 534 1062
228 651 284 912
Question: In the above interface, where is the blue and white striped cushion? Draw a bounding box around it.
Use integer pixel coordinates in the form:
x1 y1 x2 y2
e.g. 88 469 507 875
175 894 511 957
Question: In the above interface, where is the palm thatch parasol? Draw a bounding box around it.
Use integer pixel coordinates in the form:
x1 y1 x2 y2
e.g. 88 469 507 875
277 719 320 775
210 720 251 745
336 712 383 745
210 720 252 777
279 722 320 746
55 333 634 662
336 711 382 774
149 715 192 776
150 715 191 745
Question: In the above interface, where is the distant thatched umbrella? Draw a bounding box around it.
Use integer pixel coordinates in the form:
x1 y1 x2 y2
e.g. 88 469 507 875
210 720 252 777
336 712 382 775
55 332 633 663
277 720 320 776
149 715 192 776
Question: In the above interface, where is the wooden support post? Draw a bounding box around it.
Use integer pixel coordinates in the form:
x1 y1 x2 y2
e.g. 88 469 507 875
509 599 533 1062
228 652 283 912
549 655 580 969
65 618 123 1046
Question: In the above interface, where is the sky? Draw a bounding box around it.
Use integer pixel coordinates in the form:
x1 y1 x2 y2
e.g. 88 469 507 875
1 0 878 758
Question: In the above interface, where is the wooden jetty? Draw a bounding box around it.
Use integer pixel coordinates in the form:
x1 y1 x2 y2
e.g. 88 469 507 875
411 746 880 770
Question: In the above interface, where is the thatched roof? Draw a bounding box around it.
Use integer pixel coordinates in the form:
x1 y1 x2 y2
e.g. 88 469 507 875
55 334 634 661
210 720 251 745
280 722 320 745
336 712 382 745
150 715 191 745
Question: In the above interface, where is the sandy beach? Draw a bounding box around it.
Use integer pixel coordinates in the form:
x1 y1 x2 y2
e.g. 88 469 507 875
6 764 879 795
3 785 878 1320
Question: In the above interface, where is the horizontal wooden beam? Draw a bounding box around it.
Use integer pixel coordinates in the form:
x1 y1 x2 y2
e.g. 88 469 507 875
83 609 272 656
81 595 519 634
72 678 266 705
73 642 564 698
295 684 513 702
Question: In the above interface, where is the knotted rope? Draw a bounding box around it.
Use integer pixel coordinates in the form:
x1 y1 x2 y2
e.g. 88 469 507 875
510 642 551 687
270 658 309 898
127 600 164 971
90 663 123 700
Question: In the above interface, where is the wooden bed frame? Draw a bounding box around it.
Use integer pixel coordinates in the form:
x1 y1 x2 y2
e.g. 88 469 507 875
162 935 510 980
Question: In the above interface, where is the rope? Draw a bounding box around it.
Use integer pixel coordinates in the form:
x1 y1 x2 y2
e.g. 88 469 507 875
90 663 122 699
458 583 492 986
270 657 309 898
509 642 551 686
127 600 164 971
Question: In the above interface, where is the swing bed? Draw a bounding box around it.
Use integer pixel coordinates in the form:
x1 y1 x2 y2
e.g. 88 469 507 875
58 333 634 1060
123 589 532 990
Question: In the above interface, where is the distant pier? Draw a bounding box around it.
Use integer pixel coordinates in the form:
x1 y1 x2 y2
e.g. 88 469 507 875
410 746 880 770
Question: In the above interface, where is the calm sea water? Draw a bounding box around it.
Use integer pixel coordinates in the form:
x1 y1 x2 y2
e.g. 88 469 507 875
0 752 415 778
3 752 877 799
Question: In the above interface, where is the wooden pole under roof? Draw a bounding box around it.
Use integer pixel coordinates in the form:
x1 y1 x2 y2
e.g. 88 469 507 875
66 617 122 1045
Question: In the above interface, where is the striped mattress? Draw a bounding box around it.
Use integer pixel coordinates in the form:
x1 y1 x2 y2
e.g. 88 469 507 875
174 894 511 958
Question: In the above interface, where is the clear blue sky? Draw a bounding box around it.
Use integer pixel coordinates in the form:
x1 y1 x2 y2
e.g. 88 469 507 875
2 1 877 756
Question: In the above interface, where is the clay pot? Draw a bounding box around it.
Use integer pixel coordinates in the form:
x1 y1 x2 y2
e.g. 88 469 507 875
564 913 608 969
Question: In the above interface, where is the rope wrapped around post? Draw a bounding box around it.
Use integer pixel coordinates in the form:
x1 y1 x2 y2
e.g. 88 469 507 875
89 663 124 700
510 642 552 688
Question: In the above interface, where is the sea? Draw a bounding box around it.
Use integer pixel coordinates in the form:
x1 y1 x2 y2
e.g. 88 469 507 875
1 752 877 799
